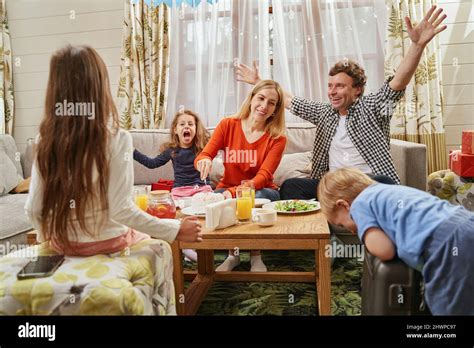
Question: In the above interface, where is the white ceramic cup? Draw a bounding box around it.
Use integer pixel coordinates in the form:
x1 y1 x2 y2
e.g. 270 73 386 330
252 209 277 227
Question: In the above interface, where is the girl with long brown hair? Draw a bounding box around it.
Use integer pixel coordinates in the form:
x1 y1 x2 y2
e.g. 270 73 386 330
25 45 202 257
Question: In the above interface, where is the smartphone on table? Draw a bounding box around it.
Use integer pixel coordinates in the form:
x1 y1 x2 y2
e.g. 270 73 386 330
17 255 65 280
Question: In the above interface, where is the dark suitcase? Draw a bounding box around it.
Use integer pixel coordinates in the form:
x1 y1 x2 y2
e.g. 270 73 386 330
362 249 430 315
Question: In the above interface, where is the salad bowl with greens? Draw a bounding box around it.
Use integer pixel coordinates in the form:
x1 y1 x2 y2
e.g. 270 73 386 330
262 200 320 214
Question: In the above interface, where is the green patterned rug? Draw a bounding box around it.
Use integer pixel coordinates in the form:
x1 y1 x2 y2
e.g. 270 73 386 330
184 250 362 316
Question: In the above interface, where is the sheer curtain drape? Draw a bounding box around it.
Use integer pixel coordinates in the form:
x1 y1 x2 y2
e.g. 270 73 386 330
167 0 270 127
272 0 388 123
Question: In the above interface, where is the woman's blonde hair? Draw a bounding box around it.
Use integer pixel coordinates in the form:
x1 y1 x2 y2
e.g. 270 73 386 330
233 80 286 139
317 168 375 215
161 109 210 155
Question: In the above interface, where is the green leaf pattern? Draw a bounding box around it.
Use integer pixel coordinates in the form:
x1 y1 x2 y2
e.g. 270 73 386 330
116 0 169 130
386 0 447 173
386 0 444 138
0 0 13 135
189 251 363 316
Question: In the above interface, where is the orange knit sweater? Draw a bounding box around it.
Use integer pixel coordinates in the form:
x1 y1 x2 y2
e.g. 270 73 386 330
194 118 287 197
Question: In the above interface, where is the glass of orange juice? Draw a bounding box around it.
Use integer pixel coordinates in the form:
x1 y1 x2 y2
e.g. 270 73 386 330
236 186 252 222
241 180 255 208
134 186 149 211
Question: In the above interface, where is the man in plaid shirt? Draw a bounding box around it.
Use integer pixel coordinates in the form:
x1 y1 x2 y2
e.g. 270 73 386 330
236 5 446 200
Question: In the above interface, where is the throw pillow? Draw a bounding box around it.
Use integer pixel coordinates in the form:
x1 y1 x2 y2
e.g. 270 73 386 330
0 134 24 178
0 145 23 196
208 151 312 188
209 152 224 188
273 151 312 187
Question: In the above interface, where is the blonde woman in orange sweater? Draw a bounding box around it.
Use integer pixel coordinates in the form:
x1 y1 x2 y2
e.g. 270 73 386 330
195 80 287 272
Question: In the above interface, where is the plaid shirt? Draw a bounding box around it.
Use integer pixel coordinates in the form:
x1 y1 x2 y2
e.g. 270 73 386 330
290 78 405 184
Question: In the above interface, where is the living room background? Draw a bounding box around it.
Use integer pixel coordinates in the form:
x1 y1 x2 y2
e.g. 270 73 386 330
7 0 474 159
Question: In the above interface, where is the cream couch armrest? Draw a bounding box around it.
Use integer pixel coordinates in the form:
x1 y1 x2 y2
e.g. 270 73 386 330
390 139 427 190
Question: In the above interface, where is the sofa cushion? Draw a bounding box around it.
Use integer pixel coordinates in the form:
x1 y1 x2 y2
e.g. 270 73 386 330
273 151 312 186
428 169 474 211
0 145 22 196
0 193 32 240
283 123 317 154
208 151 224 188
130 130 175 185
0 134 24 178
21 138 35 179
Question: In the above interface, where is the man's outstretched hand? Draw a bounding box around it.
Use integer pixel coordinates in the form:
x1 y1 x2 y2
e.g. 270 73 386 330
406 5 447 47
235 60 261 85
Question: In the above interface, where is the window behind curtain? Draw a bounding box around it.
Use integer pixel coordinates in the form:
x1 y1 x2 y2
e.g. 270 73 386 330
167 0 388 126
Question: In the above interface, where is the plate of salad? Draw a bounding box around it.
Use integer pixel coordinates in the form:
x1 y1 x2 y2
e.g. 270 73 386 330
262 200 321 214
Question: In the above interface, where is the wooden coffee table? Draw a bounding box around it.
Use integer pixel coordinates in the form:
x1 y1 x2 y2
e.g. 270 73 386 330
171 211 331 316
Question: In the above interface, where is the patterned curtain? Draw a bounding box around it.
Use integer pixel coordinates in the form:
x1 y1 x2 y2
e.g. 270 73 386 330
117 0 170 129
0 0 13 135
385 0 447 173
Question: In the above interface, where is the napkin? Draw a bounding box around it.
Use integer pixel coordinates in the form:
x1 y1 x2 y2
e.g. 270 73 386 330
205 199 237 231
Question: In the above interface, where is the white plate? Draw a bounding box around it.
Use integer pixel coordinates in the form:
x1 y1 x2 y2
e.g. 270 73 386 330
262 200 320 214
254 198 270 208
181 206 206 217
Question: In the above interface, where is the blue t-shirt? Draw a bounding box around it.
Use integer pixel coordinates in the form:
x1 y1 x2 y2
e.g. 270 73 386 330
133 147 206 188
350 183 461 270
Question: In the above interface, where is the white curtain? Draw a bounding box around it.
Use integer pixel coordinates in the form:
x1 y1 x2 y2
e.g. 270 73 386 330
272 0 388 123
167 0 270 127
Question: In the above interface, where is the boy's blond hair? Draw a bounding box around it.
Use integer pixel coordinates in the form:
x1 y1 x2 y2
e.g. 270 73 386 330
317 168 375 215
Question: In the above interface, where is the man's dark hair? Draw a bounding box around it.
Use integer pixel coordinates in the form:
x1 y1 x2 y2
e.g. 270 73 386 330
329 59 367 96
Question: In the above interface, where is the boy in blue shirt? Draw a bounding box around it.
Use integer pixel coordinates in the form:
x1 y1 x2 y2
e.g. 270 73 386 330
317 168 474 315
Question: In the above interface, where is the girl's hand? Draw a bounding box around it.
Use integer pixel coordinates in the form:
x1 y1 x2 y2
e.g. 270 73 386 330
177 216 202 242
235 60 261 85
196 158 212 181
223 190 232 199
406 5 447 47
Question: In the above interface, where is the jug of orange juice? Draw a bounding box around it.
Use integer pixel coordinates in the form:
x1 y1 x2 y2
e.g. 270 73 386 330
236 186 252 222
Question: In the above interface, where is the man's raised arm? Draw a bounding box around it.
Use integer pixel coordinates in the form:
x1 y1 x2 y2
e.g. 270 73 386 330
389 5 447 91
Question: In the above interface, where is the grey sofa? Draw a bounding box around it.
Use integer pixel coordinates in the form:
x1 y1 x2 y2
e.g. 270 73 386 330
0 135 34 249
130 122 427 190
131 122 427 246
